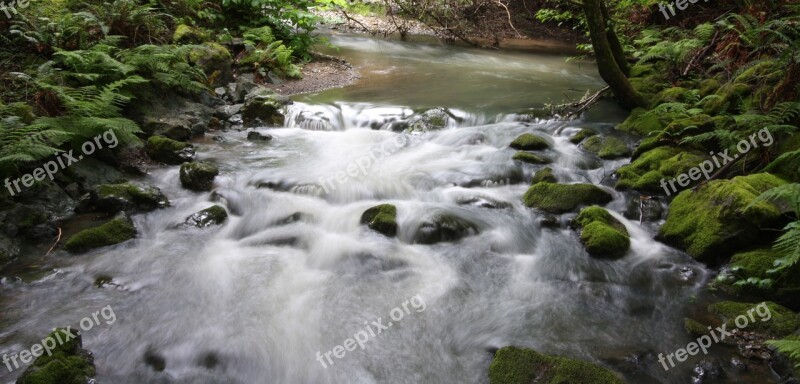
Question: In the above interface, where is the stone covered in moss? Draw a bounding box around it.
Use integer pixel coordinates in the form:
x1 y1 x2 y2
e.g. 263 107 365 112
413 213 479 244
509 133 550 151
96 183 169 213
572 206 630 259
408 108 454 131
581 136 630 159
615 146 707 194
708 301 799 337
145 135 195 165
241 88 290 127
189 42 232 87
523 183 612 213
64 212 137 253
715 248 800 309
180 162 219 191
684 318 709 338
653 87 698 105
512 152 551 164
531 167 556 184
569 129 596 144
16 329 95 384
616 108 673 136
172 24 207 44
185 205 228 227
360 204 397 237
657 173 787 263
488 346 623 384
700 83 751 115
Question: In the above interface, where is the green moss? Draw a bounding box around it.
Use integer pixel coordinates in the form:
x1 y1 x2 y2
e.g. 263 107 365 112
684 318 709 338
699 78 721 97
96 183 168 211
509 133 550 150
17 329 95 384
617 107 675 136
64 213 137 253
573 206 630 259
581 136 630 159
185 205 228 227
146 135 193 165
523 183 612 213
709 301 799 337
615 146 707 193
241 89 288 127
630 73 669 95
531 167 556 184
360 204 397 237
734 60 783 85
512 152 551 164
653 87 697 105
488 346 623 384
569 129 596 144
189 42 232 86
700 83 751 115
173 24 207 44
179 162 219 191
657 173 787 262
772 134 800 182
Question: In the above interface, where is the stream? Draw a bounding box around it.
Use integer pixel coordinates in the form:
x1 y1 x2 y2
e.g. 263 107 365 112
0 33 775 383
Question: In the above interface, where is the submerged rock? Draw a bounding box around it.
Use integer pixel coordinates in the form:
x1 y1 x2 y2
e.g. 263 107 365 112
247 131 273 141
509 133 550 151
413 214 479 244
512 151 551 164
145 135 195 165
523 182 612 213
581 136 630 160
530 167 557 184
179 162 219 192
407 108 456 131
16 329 95 384
64 212 137 253
657 173 786 263
360 204 398 237
569 128 597 144
572 206 630 259
488 346 623 384
95 183 169 214
185 205 228 228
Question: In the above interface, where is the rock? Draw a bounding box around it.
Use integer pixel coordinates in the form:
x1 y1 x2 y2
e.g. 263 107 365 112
16 328 96 384
569 128 596 144
413 214 479 244
247 131 272 141
134 96 215 139
407 108 455 131
64 212 137 253
691 360 722 384
523 183 612 213
191 122 206 136
512 152 551 164
615 146 707 194
173 24 207 44
189 43 233 87
509 133 550 150
530 167 557 184
715 248 800 310
581 136 630 160
185 205 228 227
241 87 291 127
571 206 630 259
708 301 799 336
179 162 219 192
214 104 243 121
623 196 663 222
95 183 169 214
231 74 258 103
488 346 623 384
2 204 47 237
145 135 195 165
360 204 397 237
657 173 787 263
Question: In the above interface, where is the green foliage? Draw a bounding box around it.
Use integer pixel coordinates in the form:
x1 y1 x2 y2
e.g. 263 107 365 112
240 26 303 79
768 337 800 369
751 183 800 274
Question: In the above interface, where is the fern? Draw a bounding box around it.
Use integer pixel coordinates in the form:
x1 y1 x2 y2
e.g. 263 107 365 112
0 117 70 174
767 338 800 369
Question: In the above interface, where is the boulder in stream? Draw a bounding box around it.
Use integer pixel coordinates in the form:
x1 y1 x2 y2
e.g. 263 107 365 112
569 128 596 144
241 87 291 127
488 346 623 384
360 204 398 237
581 136 630 160
180 162 219 192
509 133 550 151
512 151 551 164
145 135 195 165
16 328 96 384
571 206 630 259
413 213 479 244
95 182 169 214
523 182 612 213
530 167 557 184
185 205 228 228
64 212 137 253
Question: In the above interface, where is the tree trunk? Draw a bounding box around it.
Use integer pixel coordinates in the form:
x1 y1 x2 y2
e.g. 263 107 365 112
582 0 647 109
599 0 630 76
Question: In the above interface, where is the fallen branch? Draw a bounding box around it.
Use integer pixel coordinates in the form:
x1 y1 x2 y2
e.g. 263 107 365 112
337 8 377 35
45 227 62 256
553 86 611 119
683 30 719 77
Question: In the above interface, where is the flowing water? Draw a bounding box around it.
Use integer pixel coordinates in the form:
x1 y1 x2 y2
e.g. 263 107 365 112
2 33 770 384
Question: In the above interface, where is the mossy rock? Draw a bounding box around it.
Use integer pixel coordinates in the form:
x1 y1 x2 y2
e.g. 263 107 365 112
408 108 454 131
572 206 630 259
512 152 551 164
173 24 208 44
630 72 669 95
189 42 233 87
715 248 800 309
509 133 550 151
531 167 556 184
708 301 799 337
657 173 787 263
523 183 612 213
772 134 800 182
581 136 630 160
569 129 596 144
184 205 228 227
413 213 479 244
95 183 169 213
700 83 751 115
653 87 698 105
488 346 623 384
616 107 683 136
2 102 36 124
734 59 783 85
179 162 219 191
360 204 397 237
241 88 290 127
16 329 95 384
64 212 137 253
684 318 709 338
699 78 721 97
615 146 707 194
145 135 195 165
